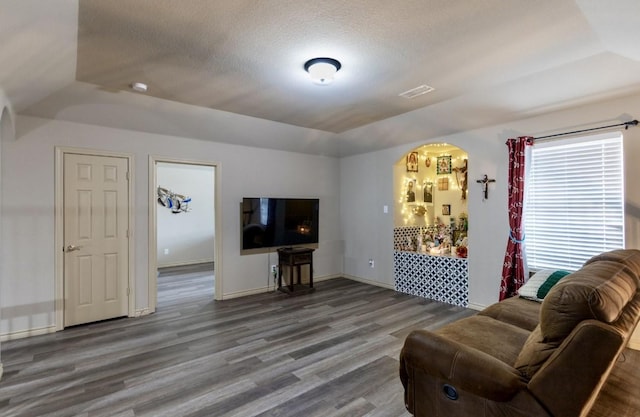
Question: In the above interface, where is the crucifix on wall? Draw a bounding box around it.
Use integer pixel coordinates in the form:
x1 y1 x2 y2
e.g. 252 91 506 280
452 159 468 200
476 175 496 200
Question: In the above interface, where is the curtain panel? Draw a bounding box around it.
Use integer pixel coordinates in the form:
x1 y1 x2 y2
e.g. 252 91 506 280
500 136 534 300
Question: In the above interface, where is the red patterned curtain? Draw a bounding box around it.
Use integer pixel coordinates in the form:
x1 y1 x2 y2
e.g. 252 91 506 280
500 136 534 300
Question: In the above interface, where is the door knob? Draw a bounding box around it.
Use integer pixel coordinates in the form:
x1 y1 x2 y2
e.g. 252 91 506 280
65 244 81 252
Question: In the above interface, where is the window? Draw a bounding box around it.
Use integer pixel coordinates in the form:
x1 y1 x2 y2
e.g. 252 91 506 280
524 132 624 271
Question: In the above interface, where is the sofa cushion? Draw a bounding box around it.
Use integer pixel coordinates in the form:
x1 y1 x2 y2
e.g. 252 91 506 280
514 325 553 380
478 296 540 331
518 269 571 302
514 260 639 379
541 260 638 341
436 315 531 365
584 248 640 272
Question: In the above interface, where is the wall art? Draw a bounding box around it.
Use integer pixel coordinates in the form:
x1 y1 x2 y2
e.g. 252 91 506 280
437 155 452 174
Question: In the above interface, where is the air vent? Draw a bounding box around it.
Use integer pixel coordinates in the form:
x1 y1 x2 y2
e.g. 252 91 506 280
399 84 435 99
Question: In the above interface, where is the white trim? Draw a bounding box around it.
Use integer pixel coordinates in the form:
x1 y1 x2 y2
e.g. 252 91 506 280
158 259 215 269
342 274 396 290
54 147 135 331
134 308 152 317
314 274 341 282
148 156 223 314
0 325 57 342
467 302 488 311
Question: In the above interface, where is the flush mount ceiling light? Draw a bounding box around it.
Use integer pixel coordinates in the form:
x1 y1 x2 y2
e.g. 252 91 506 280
304 57 341 85
130 82 148 93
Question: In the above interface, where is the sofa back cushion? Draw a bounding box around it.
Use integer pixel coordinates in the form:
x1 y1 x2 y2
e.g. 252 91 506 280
541 260 638 340
515 259 639 379
583 248 640 272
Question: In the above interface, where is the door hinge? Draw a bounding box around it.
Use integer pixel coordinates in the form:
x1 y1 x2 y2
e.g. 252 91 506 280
127 287 130 296
126 171 130 180
126 229 129 238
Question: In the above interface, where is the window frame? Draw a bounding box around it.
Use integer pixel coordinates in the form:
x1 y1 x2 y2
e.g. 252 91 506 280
524 131 625 272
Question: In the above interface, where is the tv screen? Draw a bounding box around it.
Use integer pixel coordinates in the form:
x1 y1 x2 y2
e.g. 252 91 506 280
242 198 319 251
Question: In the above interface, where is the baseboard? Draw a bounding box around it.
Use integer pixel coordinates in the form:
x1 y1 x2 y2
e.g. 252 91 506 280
158 259 215 268
0 325 57 342
221 274 342 300
467 302 488 311
134 308 152 317
342 274 395 290
314 274 341 282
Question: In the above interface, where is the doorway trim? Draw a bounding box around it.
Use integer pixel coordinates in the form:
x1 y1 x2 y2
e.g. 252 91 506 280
54 147 135 331
148 156 223 312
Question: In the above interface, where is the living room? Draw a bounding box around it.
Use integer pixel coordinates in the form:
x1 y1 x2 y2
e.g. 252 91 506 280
2 1 640 415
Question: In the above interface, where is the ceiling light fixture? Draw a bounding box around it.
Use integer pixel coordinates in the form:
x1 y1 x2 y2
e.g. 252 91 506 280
304 57 341 85
130 82 148 93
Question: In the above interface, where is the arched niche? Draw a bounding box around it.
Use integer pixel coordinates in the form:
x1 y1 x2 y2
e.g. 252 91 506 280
392 142 470 307
394 143 468 233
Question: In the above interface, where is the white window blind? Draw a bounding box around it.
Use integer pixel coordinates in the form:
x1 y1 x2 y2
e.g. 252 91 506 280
524 132 624 271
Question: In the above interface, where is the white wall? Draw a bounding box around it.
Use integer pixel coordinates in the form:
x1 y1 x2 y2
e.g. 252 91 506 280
0 90 15 378
3 92 640 345
0 115 343 336
156 163 215 267
340 93 640 309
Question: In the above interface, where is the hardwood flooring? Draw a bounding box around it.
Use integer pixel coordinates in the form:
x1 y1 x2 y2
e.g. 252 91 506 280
0 266 638 416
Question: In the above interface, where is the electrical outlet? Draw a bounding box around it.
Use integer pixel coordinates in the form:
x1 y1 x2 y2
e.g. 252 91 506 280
271 265 278 274
164 248 169 255
369 259 375 268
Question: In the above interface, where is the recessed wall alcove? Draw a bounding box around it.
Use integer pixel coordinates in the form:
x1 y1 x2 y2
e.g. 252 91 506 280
392 143 470 306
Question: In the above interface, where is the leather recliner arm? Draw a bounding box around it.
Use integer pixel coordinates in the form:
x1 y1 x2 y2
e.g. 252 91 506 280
527 321 624 417
400 329 527 402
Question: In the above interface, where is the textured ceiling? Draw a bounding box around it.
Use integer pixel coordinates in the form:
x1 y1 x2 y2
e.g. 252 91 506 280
72 0 605 133
3 0 640 157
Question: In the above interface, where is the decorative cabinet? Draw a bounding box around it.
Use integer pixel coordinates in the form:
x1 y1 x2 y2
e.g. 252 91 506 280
394 251 468 307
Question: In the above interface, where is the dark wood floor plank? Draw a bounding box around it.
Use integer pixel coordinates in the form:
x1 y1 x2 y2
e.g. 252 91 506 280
1 265 638 416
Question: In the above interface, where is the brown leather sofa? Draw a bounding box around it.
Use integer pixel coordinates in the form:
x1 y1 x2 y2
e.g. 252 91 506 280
399 249 640 417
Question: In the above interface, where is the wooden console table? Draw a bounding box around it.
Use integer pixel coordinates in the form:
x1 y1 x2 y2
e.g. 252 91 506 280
277 247 314 295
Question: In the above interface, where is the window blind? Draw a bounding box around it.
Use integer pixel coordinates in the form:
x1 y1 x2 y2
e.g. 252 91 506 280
524 133 624 271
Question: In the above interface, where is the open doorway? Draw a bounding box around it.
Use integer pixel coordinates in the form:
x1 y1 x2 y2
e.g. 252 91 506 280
148 157 222 312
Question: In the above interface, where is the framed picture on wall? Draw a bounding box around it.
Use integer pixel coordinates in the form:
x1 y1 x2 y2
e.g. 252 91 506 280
437 177 449 190
423 181 434 205
406 179 417 202
437 155 452 174
406 152 419 172
442 204 451 216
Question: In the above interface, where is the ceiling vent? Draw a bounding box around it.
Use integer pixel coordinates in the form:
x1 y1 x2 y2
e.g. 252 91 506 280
399 84 435 99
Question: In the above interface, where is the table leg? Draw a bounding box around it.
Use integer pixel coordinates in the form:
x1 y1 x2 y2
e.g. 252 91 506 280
289 265 294 292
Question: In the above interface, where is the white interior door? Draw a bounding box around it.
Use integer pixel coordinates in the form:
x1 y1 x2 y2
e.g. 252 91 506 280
64 153 129 327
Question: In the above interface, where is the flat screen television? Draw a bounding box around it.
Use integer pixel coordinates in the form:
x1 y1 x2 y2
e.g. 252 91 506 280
241 197 319 252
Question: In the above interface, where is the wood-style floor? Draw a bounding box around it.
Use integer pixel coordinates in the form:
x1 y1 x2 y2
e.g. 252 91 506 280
0 266 638 417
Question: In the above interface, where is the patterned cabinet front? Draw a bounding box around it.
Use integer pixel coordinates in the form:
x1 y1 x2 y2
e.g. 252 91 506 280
394 251 468 307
